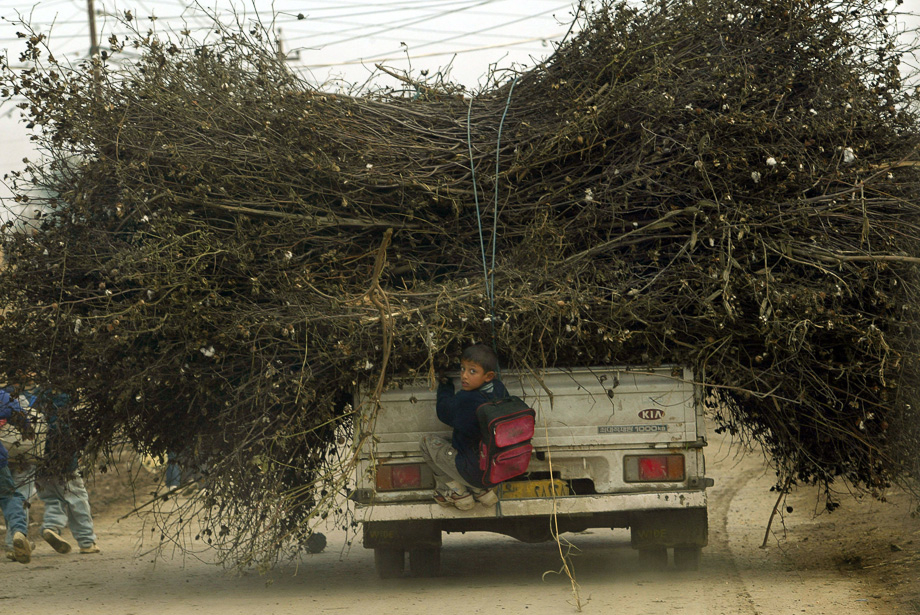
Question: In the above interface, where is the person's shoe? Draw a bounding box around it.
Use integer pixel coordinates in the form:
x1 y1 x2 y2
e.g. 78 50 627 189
79 543 101 554
449 491 475 511
12 531 31 564
434 490 475 510
42 528 73 554
474 488 499 507
5 550 15 561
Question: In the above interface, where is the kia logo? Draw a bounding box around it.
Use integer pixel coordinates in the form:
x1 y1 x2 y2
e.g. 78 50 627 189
638 409 664 420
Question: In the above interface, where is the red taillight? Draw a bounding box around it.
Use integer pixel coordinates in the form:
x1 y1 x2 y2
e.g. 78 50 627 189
624 454 685 482
376 463 423 490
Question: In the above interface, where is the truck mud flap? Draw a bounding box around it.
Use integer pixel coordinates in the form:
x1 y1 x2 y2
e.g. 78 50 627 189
629 507 708 549
363 520 441 550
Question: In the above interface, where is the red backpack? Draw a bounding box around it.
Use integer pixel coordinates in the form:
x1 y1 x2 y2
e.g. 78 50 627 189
476 396 536 487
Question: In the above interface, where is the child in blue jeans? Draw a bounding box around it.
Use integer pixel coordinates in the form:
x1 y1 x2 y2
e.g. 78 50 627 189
419 344 506 510
0 387 34 563
27 389 99 555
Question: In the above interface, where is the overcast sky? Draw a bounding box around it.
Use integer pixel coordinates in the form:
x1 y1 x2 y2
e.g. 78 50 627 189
1 0 918 202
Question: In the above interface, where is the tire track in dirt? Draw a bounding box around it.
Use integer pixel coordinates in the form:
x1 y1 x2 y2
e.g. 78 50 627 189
705 448 764 615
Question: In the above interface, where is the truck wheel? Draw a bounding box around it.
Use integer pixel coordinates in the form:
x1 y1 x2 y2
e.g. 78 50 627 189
409 546 441 577
305 532 327 554
374 547 405 579
673 546 701 571
638 547 668 570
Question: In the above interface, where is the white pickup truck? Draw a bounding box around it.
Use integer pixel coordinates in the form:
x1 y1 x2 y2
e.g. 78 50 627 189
352 365 712 578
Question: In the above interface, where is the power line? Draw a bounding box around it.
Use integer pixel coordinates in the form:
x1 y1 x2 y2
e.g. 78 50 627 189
278 0 521 58
280 4 572 50
300 33 561 70
351 3 571 61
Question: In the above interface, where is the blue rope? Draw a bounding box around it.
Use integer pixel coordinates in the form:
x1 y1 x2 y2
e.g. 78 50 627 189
466 93 491 306
491 76 519 308
466 77 520 376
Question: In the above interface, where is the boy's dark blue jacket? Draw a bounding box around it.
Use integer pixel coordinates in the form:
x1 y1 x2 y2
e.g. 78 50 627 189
436 377 509 488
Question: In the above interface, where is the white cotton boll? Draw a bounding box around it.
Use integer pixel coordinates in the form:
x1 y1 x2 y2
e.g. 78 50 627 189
751 171 761 183
200 346 215 358
809 108 818 115
766 157 777 167
74 318 82 334
842 147 856 164
366 163 373 169
364 360 374 371
141 215 150 223
584 188 594 202
284 250 293 260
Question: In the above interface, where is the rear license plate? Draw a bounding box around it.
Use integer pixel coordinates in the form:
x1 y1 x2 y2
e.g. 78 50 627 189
499 479 570 499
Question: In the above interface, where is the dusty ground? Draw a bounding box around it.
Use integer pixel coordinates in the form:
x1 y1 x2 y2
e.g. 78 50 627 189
1 431 918 615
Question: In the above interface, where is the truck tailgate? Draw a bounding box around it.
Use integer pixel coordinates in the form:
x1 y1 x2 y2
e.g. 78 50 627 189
366 366 698 454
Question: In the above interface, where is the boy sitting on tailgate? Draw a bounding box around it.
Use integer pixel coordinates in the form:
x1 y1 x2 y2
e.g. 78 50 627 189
419 344 506 509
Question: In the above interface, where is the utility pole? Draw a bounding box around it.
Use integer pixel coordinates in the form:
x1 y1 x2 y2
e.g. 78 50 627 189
87 0 101 95
276 28 300 62
87 0 99 57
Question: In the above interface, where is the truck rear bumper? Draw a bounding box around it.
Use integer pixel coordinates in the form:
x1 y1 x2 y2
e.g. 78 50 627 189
358 490 707 522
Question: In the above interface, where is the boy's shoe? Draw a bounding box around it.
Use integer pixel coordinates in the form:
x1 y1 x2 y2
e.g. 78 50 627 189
449 491 476 511
42 528 73 554
434 490 475 511
79 543 101 554
12 531 31 564
474 488 499 507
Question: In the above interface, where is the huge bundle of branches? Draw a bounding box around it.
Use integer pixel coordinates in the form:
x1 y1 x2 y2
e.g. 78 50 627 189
1 0 919 565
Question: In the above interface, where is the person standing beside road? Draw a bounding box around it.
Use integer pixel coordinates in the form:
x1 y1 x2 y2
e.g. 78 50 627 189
0 386 35 564
1 386 41 554
27 388 100 555
419 344 506 510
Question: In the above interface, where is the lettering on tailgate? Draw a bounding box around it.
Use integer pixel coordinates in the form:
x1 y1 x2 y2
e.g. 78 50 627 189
598 425 669 433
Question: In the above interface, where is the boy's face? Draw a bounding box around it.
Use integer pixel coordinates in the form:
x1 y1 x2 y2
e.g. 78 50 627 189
459 360 495 391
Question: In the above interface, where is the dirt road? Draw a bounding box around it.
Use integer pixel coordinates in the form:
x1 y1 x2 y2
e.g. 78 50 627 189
2 431 917 615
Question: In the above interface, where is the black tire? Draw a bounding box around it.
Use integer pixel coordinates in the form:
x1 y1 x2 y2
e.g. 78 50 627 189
374 548 405 579
638 547 668 571
305 532 327 554
409 546 441 577
673 546 701 571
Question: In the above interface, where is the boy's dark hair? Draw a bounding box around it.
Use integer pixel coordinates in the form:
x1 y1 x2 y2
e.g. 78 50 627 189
461 344 499 374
